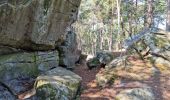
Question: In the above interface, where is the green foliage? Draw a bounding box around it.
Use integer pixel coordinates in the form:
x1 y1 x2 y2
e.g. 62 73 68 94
75 0 167 55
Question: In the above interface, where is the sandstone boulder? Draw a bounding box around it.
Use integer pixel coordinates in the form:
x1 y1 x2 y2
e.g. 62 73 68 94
116 87 155 100
34 67 82 100
96 51 114 65
154 57 170 68
86 51 115 69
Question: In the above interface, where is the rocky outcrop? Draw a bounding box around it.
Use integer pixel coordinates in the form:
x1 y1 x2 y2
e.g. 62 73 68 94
0 0 82 99
34 67 82 100
150 32 170 67
0 0 81 50
0 0 81 70
154 50 170 68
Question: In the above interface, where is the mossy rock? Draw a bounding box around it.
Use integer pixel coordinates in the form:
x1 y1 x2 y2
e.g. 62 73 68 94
0 52 38 80
35 67 82 100
36 82 71 100
0 50 59 80
0 50 59 96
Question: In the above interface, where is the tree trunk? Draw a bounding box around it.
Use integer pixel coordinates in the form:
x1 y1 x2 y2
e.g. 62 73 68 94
116 0 121 51
144 0 154 28
99 29 104 50
116 0 121 34
109 25 113 51
167 0 170 31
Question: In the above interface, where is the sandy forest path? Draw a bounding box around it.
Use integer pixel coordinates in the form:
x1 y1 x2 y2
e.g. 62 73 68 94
74 56 170 100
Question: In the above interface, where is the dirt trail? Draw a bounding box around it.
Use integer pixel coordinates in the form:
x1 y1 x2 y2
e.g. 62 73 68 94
74 57 170 100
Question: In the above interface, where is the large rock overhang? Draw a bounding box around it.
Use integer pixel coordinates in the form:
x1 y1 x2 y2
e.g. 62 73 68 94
0 0 81 51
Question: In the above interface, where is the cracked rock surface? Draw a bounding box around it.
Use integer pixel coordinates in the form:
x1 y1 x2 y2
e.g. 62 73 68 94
0 0 81 50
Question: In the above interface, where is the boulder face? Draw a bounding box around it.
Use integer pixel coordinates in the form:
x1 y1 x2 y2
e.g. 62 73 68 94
86 51 115 69
58 30 81 69
116 87 155 100
0 85 15 100
34 67 82 100
0 0 81 50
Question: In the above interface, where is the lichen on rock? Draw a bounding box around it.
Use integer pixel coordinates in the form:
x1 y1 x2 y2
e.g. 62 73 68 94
35 67 82 100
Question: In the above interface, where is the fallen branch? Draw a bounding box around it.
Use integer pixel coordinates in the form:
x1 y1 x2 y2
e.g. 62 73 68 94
150 52 170 61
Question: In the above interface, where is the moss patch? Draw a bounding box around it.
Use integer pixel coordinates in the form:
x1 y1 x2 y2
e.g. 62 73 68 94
37 84 58 100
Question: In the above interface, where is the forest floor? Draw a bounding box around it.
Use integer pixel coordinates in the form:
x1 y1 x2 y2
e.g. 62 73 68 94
74 56 170 100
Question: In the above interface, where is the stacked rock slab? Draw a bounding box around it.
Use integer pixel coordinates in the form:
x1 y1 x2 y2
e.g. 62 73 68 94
0 51 59 96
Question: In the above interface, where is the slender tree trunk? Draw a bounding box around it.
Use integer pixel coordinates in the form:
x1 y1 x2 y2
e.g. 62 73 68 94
92 42 95 56
116 0 120 33
109 0 114 51
100 29 103 50
109 33 113 51
135 0 138 33
116 0 121 51
144 0 154 28
128 12 132 37
109 23 113 51
167 0 170 31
